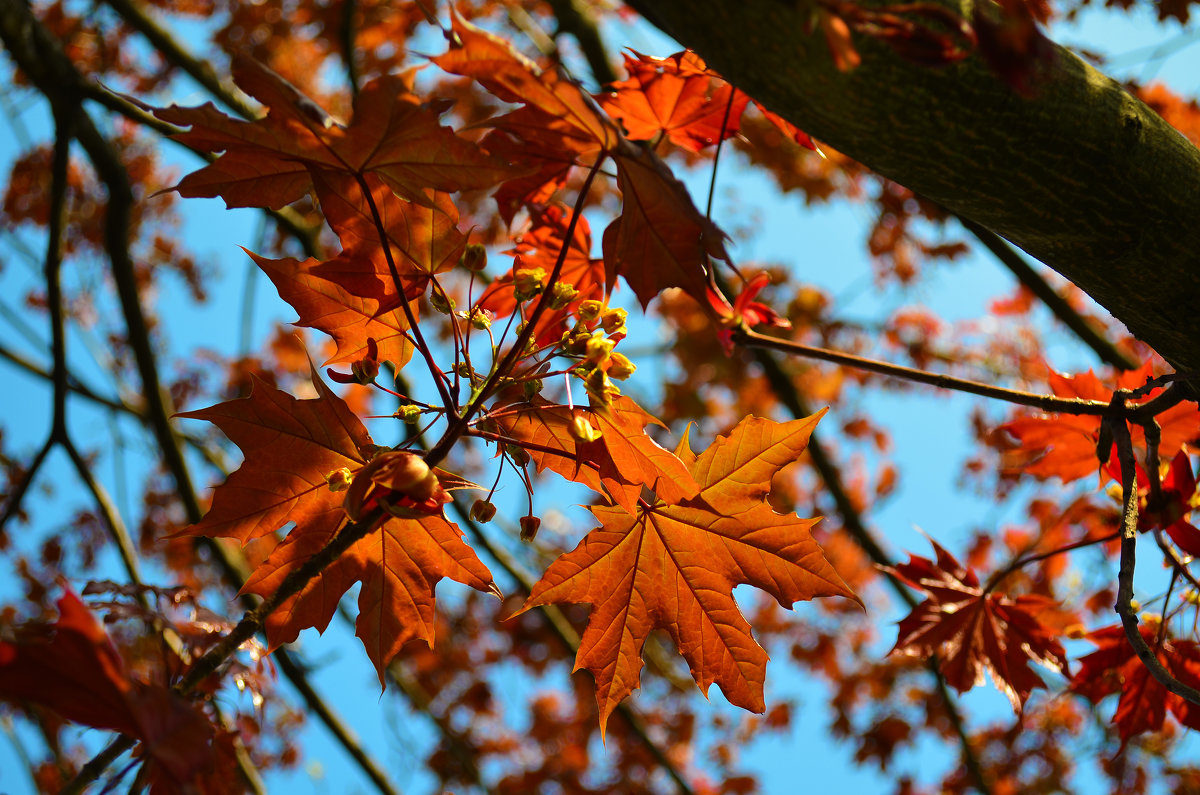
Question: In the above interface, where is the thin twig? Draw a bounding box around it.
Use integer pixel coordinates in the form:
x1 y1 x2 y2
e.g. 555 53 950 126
734 327 1188 418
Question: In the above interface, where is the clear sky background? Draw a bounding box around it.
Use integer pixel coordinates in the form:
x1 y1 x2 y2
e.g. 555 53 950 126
2 3 1200 794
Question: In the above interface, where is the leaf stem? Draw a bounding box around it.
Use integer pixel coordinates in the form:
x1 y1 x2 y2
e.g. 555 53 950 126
353 173 458 415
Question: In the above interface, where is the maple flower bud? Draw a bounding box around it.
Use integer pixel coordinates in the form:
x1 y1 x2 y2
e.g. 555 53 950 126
343 451 445 521
563 329 592 356
470 499 497 523
395 404 422 424
460 243 487 272
522 378 543 401
461 307 492 330
326 467 353 492
548 282 578 310
600 307 628 335
429 291 455 315
607 352 636 380
585 368 620 405
569 415 602 443
513 267 547 302
585 332 615 366
577 300 604 322
506 444 530 467
520 515 541 542
349 358 379 385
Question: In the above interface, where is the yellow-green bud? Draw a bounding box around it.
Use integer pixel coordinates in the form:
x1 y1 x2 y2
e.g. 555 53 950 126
585 332 615 365
522 378 544 401
460 243 487 272
513 267 547 302
429 291 455 315
395 404 422 424
577 300 603 322
607 352 636 380
601 307 628 335
326 467 354 492
569 415 602 443
351 357 379 385
548 283 578 310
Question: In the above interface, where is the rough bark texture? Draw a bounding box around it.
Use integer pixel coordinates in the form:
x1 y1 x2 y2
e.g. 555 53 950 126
632 0 1200 382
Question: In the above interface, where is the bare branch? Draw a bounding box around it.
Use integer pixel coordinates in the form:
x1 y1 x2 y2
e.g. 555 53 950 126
1111 406 1200 707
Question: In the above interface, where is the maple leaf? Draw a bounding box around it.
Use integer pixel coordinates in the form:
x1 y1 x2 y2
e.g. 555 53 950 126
997 363 1200 483
885 539 1072 711
1071 621 1200 743
603 145 730 309
432 12 616 150
249 250 416 369
178 367 497 681
478 204 606 346
601 50 750 153
513 411 857 734
490 394 699 514
305 170 468 308
177 364 374 543
154 58 512 209
752 101 819 152
0 588 228 791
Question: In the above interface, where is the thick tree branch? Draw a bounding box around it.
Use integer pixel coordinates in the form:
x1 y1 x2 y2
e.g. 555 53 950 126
630 0 1200 383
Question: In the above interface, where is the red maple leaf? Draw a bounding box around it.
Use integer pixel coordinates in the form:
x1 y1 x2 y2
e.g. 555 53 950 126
886 539 1072 710
0 588 232 792
603 145 730 309
1071 621 1200 743
601 49 750 152
477 204 607 346
513 411 857 734
1104 449 1200 556
997 363 1200 483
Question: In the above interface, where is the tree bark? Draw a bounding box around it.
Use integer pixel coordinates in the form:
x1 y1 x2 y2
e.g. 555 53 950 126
631 0 1200 383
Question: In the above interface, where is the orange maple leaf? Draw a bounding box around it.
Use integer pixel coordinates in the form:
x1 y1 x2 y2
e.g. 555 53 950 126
155 58 511 209
513 411 857 734
178 367 498 680
997 363 1200 483
885 540 1072 711
0 588 231 791
249 250 416 369
490 394 699 514
1071 621 1200 743
601 50 750 153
